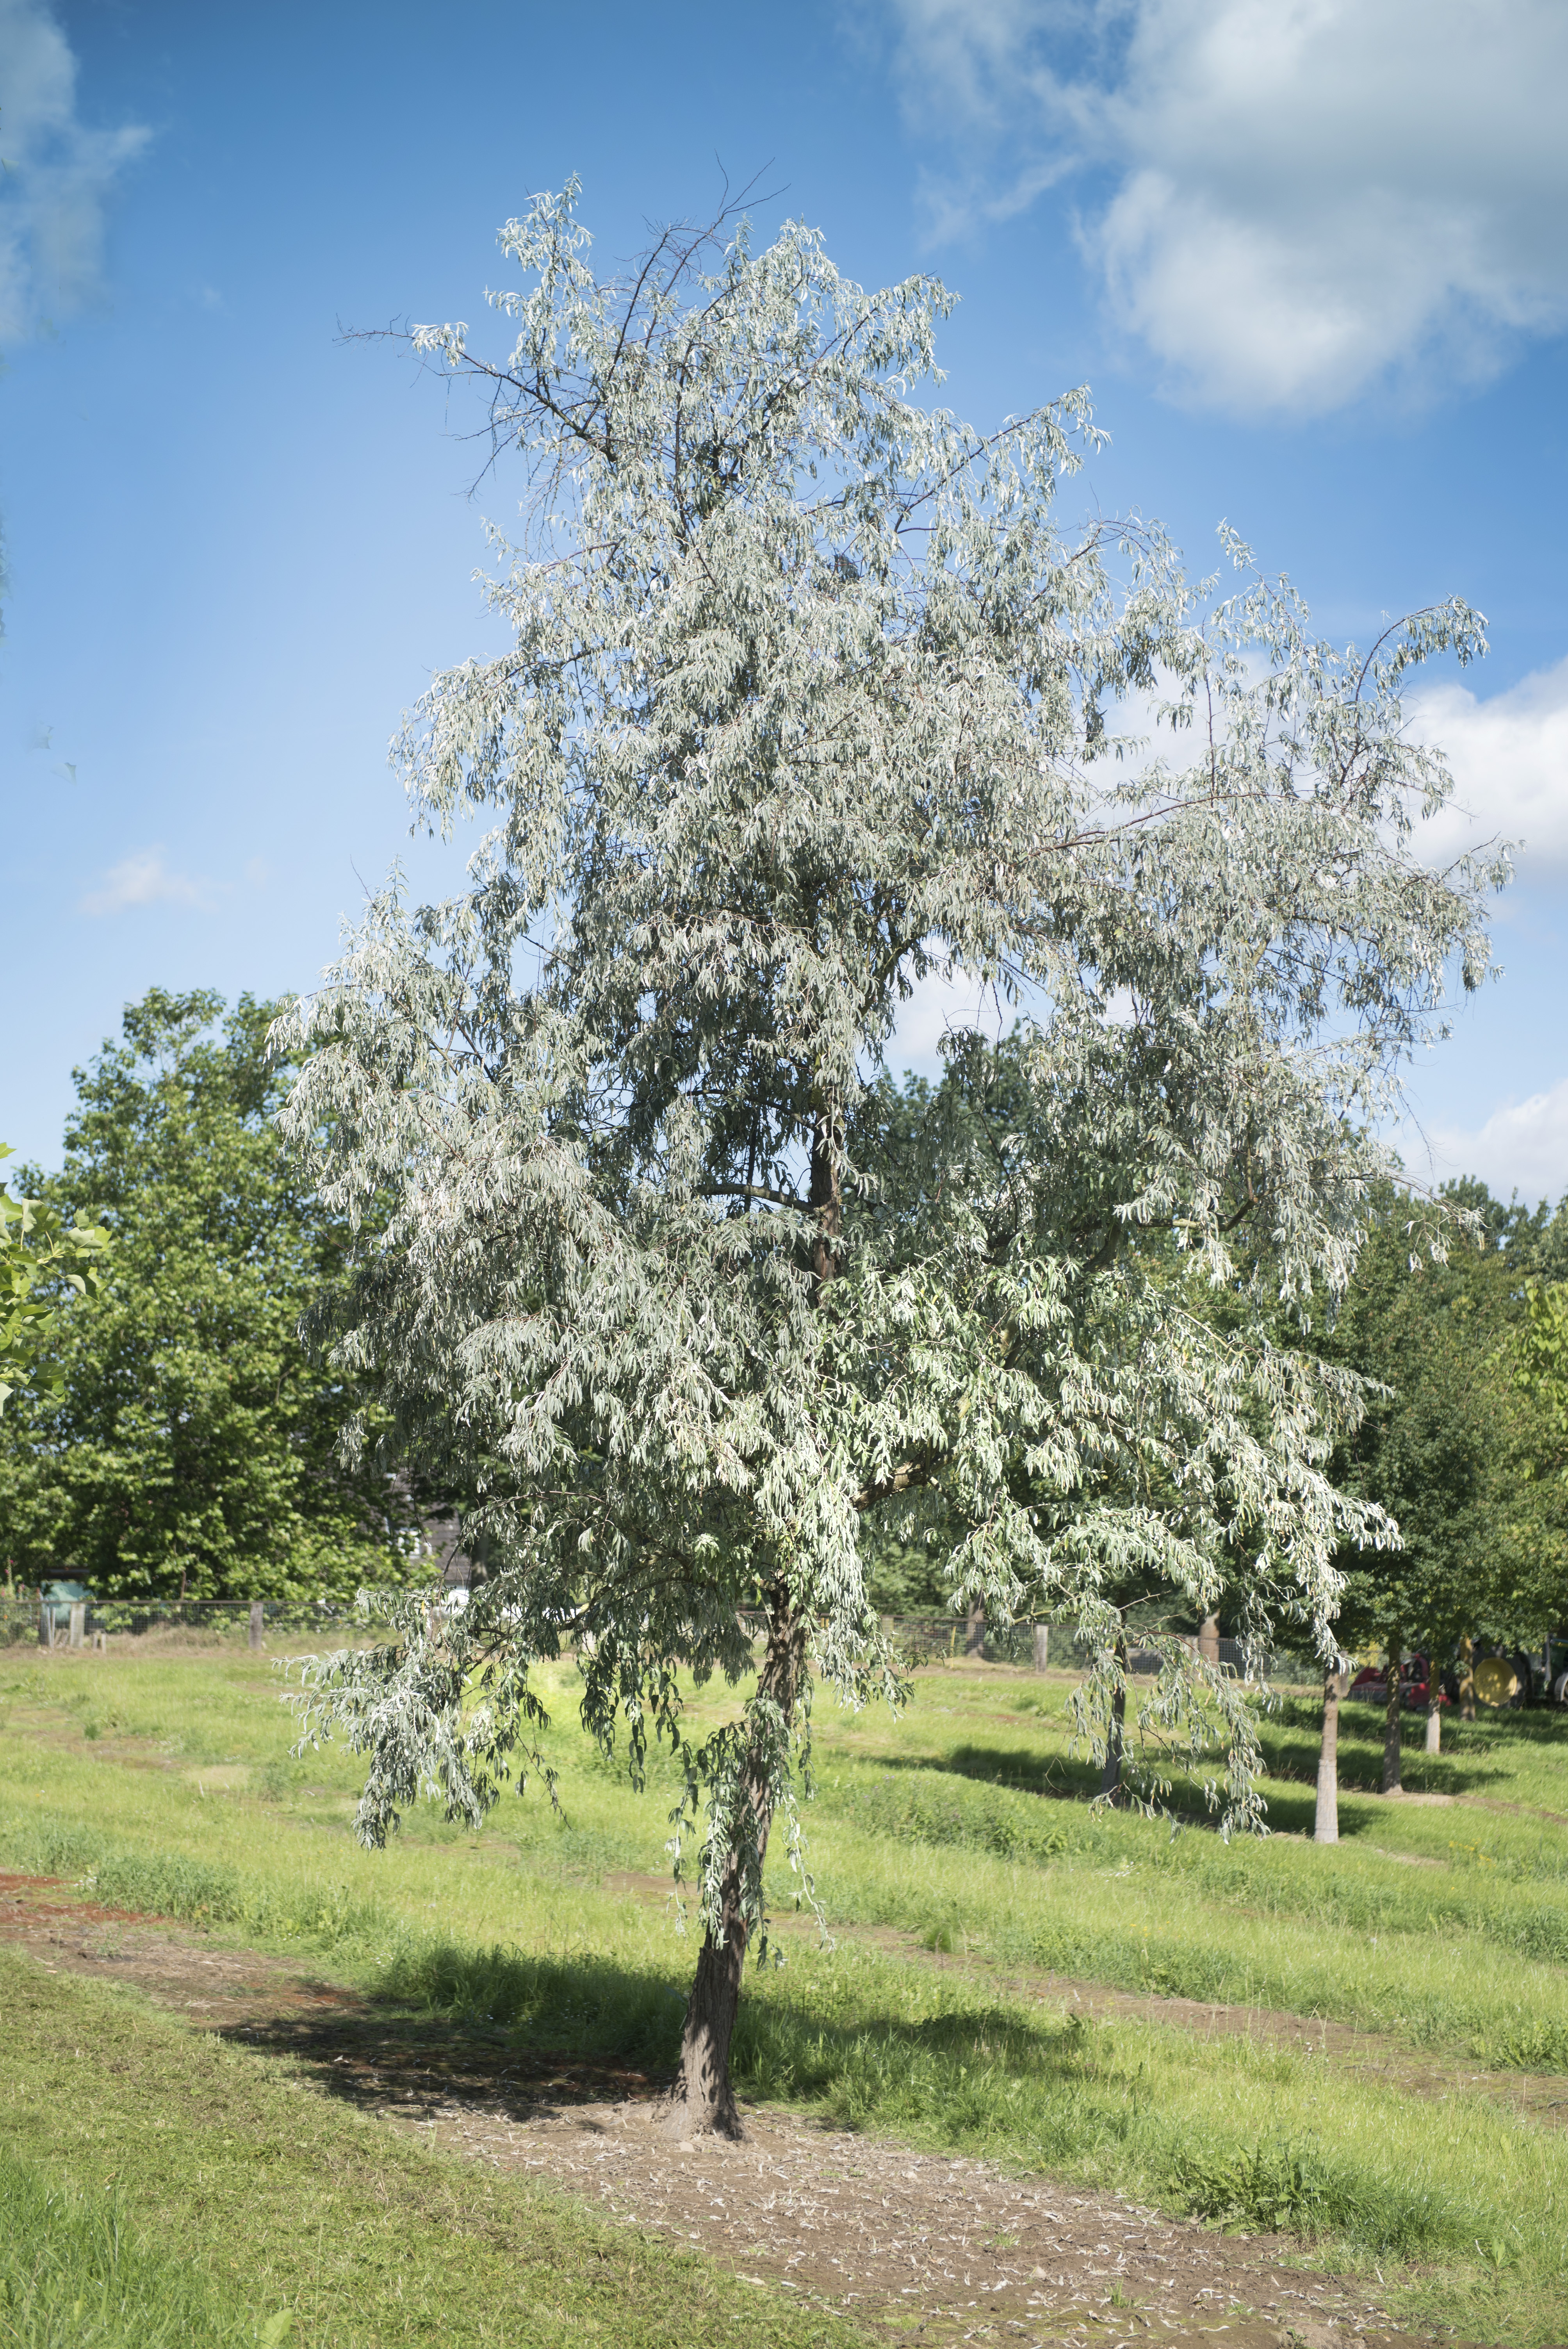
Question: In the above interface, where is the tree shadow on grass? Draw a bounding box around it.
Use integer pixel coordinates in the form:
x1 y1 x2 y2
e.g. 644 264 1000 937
224 1937 1089 2141
227 1942 688 2122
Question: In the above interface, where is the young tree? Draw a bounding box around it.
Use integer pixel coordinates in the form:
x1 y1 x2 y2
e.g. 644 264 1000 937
282 188 1499 2137
0 990 413 1599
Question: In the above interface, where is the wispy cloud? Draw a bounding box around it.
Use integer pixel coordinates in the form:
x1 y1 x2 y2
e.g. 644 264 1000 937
1399 1079 1568 1208
0 0 149 344
883 0 1568 418
79 848 212 918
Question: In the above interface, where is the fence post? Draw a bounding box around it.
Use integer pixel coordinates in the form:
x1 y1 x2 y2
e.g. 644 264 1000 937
248 1601 264 1650
68 1602 86 1649
1032 1623 1049 1674
38 1602 51 1649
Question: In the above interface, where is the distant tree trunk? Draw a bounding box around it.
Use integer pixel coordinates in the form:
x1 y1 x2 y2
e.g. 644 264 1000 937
1459 1634 1476 1722
1032 1622 1050 1674
1381 1639 1403 1793
1314 1664 1342 1844
1100 1628 1128 1806
668 1589 805 2139
1424 1672 1441 1756
966 1602 985 1657
1198 1612 1221 1667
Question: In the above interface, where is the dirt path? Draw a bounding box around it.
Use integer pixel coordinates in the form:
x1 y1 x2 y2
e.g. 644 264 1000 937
0 1870 1489 2349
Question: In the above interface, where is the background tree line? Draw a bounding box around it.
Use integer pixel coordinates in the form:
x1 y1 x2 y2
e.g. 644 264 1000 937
0 987 429 1601
5 993 1565 1657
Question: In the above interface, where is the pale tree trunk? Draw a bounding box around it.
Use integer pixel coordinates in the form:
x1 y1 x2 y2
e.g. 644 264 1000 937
1099 1627 1128 1806
1314 1664 1342 1844
667 1592 805 2138
1198 1613 1220 1667
1425 1689 1441 1755
1381 1639 1403 1794
966 1602 985 1657
1459 1634 1476 1722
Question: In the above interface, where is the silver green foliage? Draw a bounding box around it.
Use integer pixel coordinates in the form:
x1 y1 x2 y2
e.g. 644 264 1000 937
280 185 1503 1907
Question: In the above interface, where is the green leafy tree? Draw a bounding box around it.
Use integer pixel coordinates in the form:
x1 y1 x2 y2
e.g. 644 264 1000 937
0 989 413 1600
1321 1184 1552 1792
0 1148 109 1420
280 187 1497 2137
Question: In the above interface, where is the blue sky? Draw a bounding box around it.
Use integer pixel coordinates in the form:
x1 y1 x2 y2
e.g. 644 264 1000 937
3 0 1567 1201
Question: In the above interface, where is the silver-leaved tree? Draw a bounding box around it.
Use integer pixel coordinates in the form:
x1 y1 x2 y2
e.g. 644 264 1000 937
280 185 1502 2137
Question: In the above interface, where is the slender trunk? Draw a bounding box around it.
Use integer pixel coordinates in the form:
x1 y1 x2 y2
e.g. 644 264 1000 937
668 1103 843 2139
1032 1622 1050 1674
1100 1627 1128 1805
1314 1665 1342 1844
1198 1612 1220 1667
1381 1639 1403 1794
668 1587 805 2138
966 1603 985 1658
1425 1690 1441 1756
1459 1634 1476 1722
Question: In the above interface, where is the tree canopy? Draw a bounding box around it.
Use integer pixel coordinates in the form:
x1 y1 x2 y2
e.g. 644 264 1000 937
281 187 1502 2133
0 1146 109 1420
0 989 413 1600
1325 1181 1568 1677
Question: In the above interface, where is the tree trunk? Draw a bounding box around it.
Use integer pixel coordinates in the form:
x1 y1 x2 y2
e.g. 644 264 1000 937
668 1592 805 2139
1314 1664 1342 1844
1459 1634 1476 1722
966 1603 985 1658
1198 1612 1220 1667
1032 1622 1049 1674
1381 1640 1403 1794
666 1095 830 2137
1099 1629 1128 1805
1424 1692 1441 1755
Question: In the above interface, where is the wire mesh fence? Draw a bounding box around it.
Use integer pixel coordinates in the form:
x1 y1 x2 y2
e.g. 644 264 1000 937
2 1591 1320 1684
0 1594 406 1650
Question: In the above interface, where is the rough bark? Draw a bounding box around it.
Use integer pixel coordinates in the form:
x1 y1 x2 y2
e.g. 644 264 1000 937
1314 1664 1342 1844
668 1592 805 2138
1099 1629 1128 1805
1381 1641 1403 1794
966 1603 986 1657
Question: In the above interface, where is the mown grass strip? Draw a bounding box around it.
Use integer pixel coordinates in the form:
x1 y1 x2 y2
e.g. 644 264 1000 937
0 2142 279 2347
0 1947 867 2349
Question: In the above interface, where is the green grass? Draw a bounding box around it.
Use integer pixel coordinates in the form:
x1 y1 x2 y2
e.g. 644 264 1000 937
2 1644 1568 2342
0 2139 280 2347
0 1946 865 2349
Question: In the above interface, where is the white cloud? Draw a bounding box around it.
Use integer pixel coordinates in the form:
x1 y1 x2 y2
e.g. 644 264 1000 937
1410 655 1568 875
886 0 1568 416
0 0 148 344
79 848 212 918
1397 1079 1568 1207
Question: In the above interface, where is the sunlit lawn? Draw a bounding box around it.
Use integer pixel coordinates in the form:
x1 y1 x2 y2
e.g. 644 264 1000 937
2 1633 1567 2344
